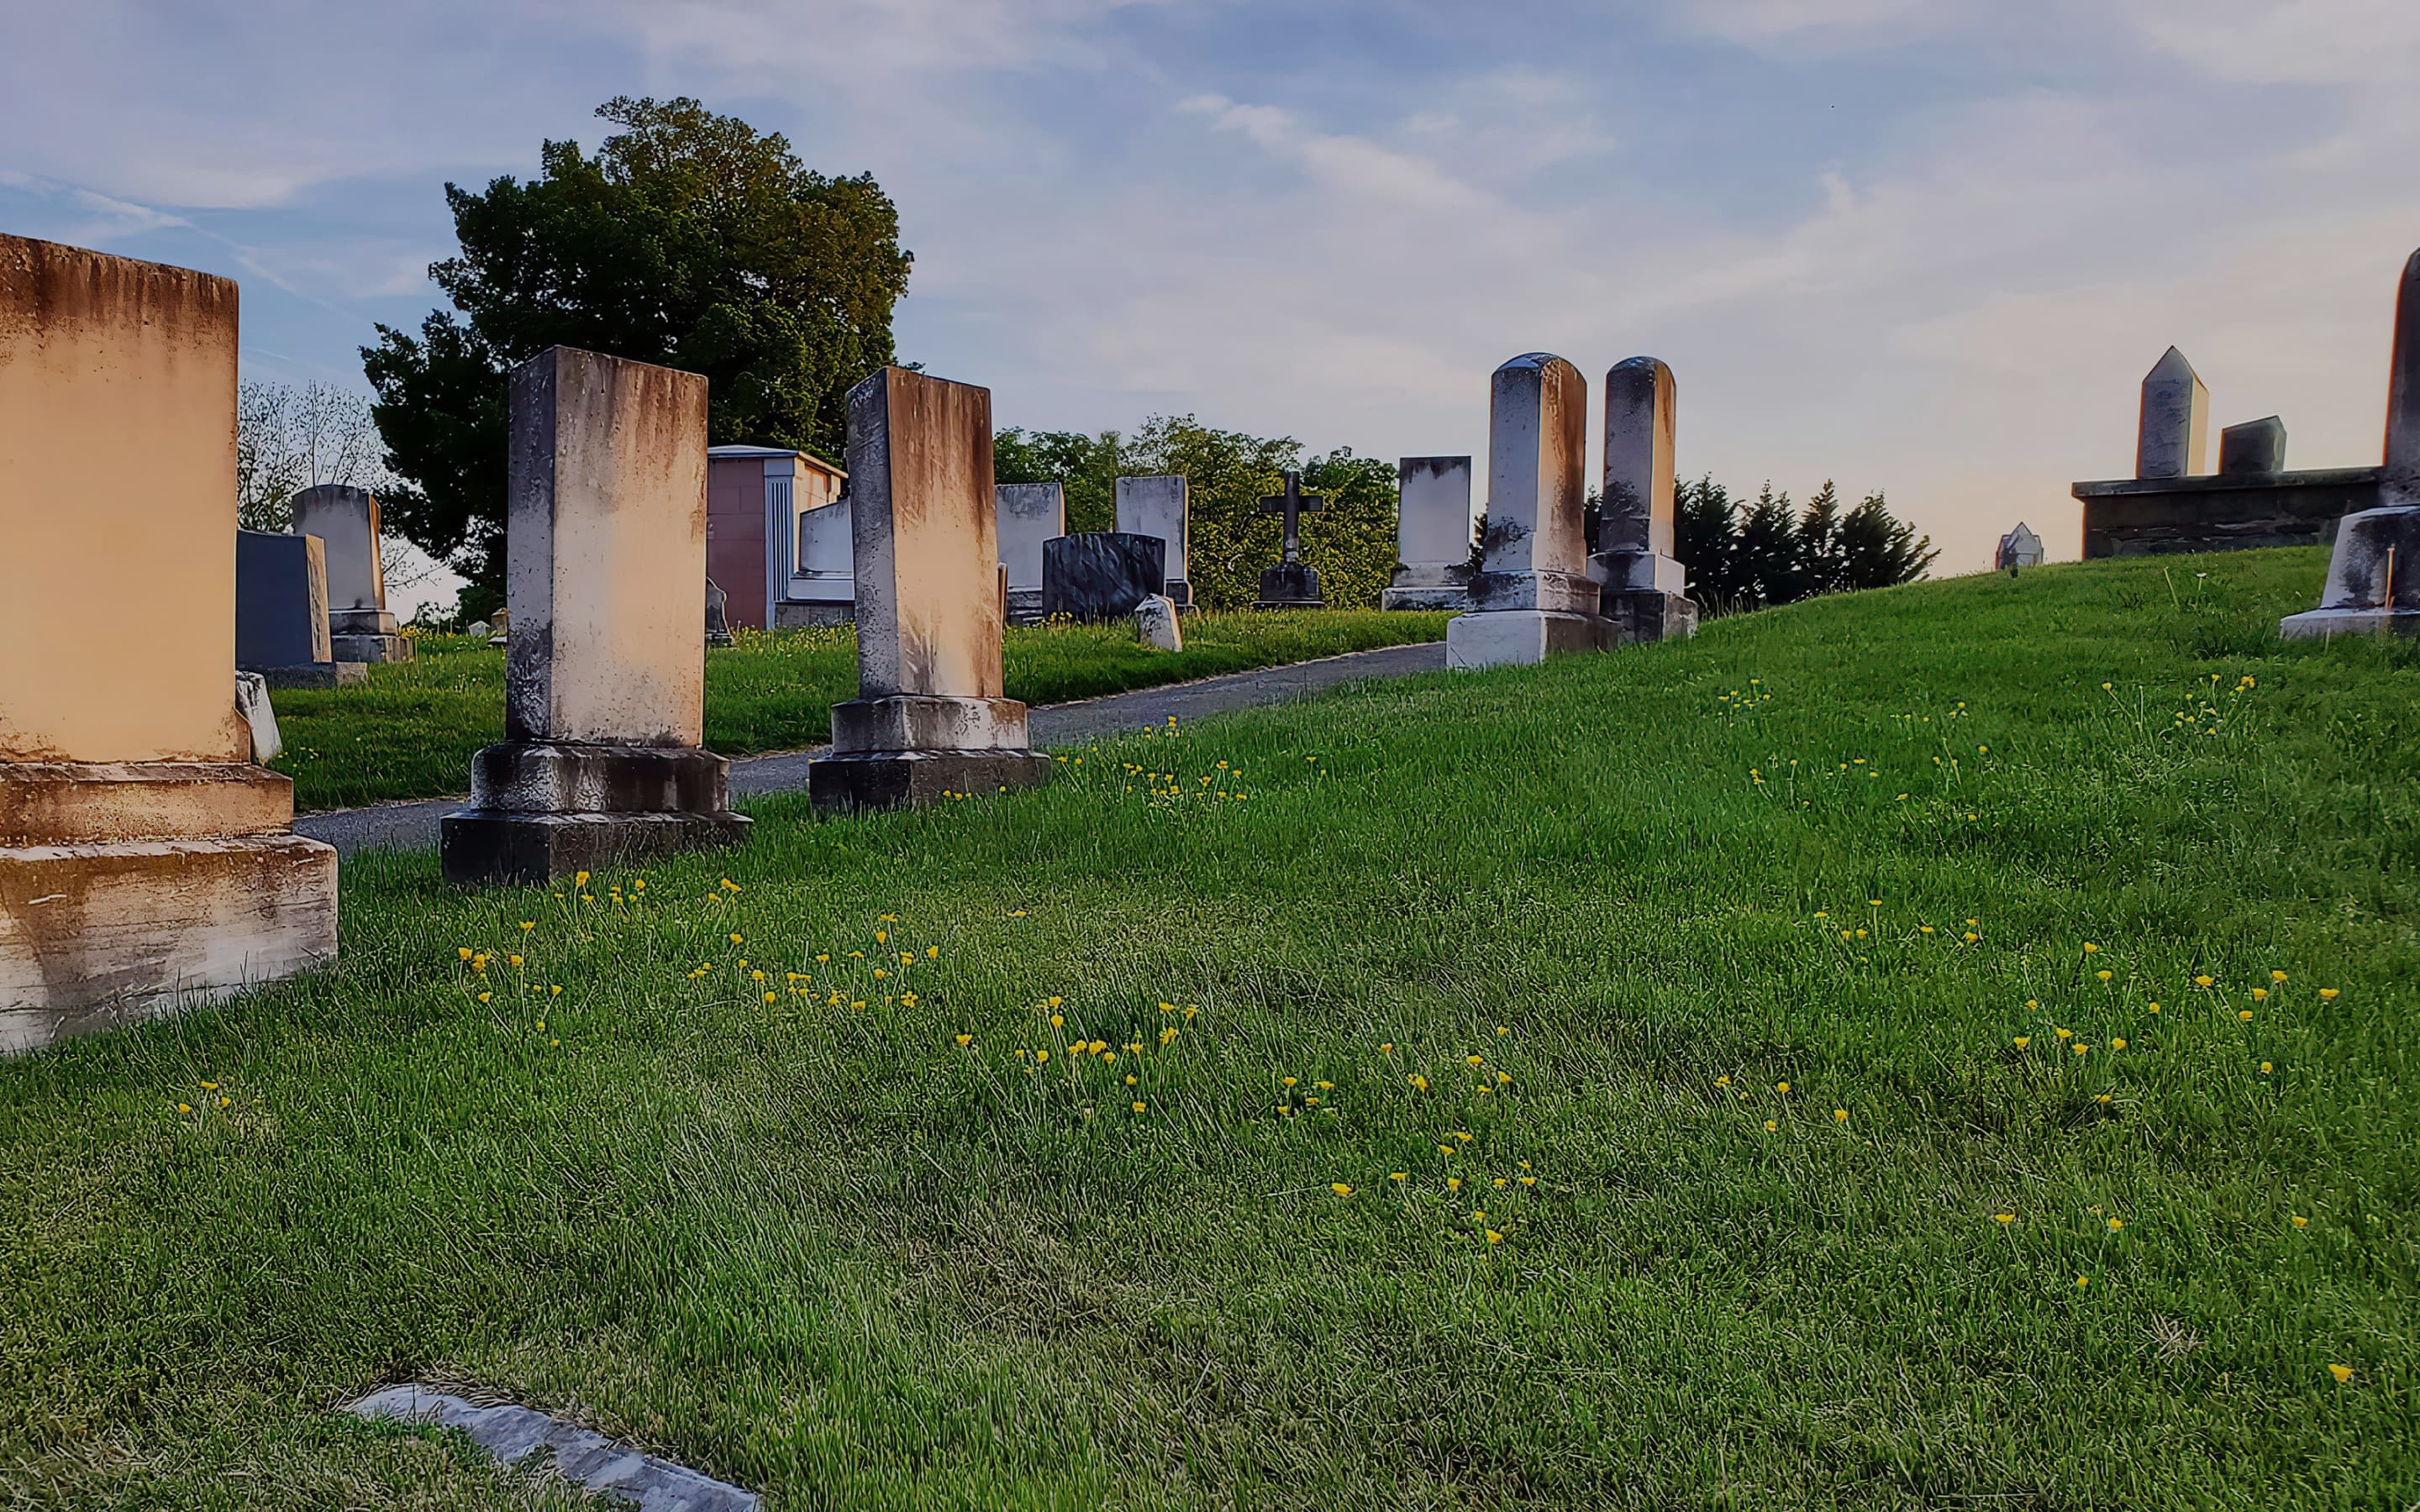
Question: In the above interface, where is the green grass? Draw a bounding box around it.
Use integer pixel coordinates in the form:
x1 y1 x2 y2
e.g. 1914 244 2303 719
6 546 2417 1509
269 610 1451 811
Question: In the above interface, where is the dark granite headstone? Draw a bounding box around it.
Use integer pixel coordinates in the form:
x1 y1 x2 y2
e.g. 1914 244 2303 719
1042 532 1165 622
1255 561 1323 608
705 577 734 646
236 529 334 675
2218 416 2287 475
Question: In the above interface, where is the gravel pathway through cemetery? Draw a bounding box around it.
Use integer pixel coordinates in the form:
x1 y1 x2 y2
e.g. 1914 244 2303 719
293 640 1448 857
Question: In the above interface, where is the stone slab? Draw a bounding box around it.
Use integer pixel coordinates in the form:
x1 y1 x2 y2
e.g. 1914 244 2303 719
829 696 1032 754
2278 606 2420 639
996 482 1064 596
1591 550 1688 595
2217 416 2286 475
2386 246 2420 497
809 748 1055 813
1600 356 1676 558
1254 562 1323 609
1116 475 1190 592
1446 608 1614 669
1483 354 1591 580
1470 568 1602 614
1 833 337 1055
234 675 281 763
330 633 412 664
506 347 709 748
1397 456 1475 570
2071 468 2376 557
1 235 249 765
2307 503 2420 612
292 485 387 614
1043 533 1165 622
440 810 751 887
0 762 293 846
345 1384 761 1512
467 743 734 816
2137 346 2208 480
1135 595 1182 651
1381 582 1473 612
1602 588 1699 644
237 529 334 673
257 661 368 690
847 368 1004 701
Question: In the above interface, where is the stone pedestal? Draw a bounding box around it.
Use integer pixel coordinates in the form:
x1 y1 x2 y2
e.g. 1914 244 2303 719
1602 589 1698 644
1381 568 1472 612
3 236 338 1053
440 346 749 885
811 367 1050 814
1255 561 1323 609
1594 357 1694 644
330 610 409 664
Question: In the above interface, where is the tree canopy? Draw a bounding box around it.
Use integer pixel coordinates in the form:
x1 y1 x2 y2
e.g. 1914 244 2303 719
363 96 910 609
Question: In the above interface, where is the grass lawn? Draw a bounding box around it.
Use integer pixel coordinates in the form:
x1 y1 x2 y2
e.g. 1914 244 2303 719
5 546 2416 1508
268 610 1452 812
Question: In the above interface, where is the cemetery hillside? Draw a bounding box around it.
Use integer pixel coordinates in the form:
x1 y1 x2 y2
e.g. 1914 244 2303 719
5 545 2414 1506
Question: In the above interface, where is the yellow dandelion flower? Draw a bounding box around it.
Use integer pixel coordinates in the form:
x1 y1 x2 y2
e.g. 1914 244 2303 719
1833 1109 1848 1123
2292 1215 2308 1229
729 933 743 945
2239 1009 2255 1021
2056 1027 2073 1040
1390 1172 1407 1183
955 1034 972 1047
1764 1120 1778 1131
2107 1218 2123 1232
2260 1061 2273 1074
1035 1049 1048 1063
1446 1177 1462 1191
2014 1037 2031 1049
1485 1229 1504 1245
2112 1037 2128 1051
2319 987 2339 1000
1050 1014 1064 1028
1994 1213 2014 1225
2096 969 2112 981
2195 974 2214 988
2073 1042 2089 1056
2076 1275 2090 1289
2328 1363 2354 1383
176 1103 192 1115
1776 1081 1790 1094
2271 970 2287 984
1331 1183 1354 1197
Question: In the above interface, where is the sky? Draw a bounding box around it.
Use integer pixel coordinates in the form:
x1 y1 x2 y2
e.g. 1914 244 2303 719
7 0 2419 607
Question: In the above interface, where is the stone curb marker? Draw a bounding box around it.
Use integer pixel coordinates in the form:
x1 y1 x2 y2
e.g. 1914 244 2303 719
345 1384 761 1511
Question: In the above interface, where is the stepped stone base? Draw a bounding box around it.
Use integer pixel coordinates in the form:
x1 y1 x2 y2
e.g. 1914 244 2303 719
332 633 412 664
250 661 368 689
2279 607 2420 638
1381 584 1472 612
440 742 751 885
1254 562 1323 610
809 748 1055 813
1602 587 1698 644
1445 609 1615 669
1006 588 1044 626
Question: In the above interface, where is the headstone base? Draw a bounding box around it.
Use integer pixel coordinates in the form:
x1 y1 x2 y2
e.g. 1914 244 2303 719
773 599 855 629
3 759 335 1054
1163 579 1195 612
1254 563 1323 610
250 662 369 690
2278 606 2420 638
331 633 413 664
809 748 1055 813
1444 609 1615 669
2277 503 2420 636
439 742 751 885
1602 588 1698 643
1006 589 1044 626
439 811 753 886
1382 564 1473 612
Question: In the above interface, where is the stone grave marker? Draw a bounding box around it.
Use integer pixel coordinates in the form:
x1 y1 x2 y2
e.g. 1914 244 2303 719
2137 347 2209 480
439 347 750 884
1254 470 1325 608
1135 595 1183 651
1995 522 2046 573
996 482 1065 625
1 234 336 1054
2218 417 2287 475
292 484 410 663
705 578 734 646
1445 353 1613 668
1042 533 1165 622
1115 475 1192 608
809 367 1053 811
1591 355 1696 644
237 529 364 686
1383 456 1476 611
2283 245 2420 638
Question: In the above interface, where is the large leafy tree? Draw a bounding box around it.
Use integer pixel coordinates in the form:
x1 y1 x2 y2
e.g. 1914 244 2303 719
363 96 912 607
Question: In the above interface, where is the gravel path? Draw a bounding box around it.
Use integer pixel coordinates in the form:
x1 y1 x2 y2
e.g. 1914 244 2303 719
295 640 1447 857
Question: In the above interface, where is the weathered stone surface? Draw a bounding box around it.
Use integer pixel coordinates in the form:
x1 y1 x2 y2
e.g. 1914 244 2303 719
1255 562 1323 609
2218 416 2287 475
0 235 248 765
1995 522 2046 571
1 833 336 1055
1135 594 1182 651
260 661 367 690
809 366 1048 813
345 1385 762 1512
2138 347 2209 480
1445 609 1614 669
445 347 741 885
997 482 1064 624
1116 475 1192 607
295 486 412 664
784 495 857 626
2073 468 2376 557
1043 533 1165 622
1591 356 1691 617
0 763 295 846
234 675 281 763
237 529 334 674
2280 504 2420 638
1448 354 1614 667
1602 588 1698 645
2387 246 2420 501
1386 455 1474 612
705 578 734 647
504 347 710 748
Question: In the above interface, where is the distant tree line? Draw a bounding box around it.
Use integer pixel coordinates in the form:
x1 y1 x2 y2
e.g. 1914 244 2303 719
1670 478 1936 612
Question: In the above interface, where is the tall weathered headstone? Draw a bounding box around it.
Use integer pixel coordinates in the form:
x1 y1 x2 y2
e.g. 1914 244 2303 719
2283 246 2420 638
440 347 750 884
292 484 411 663
809 368 1052 811
2217 417 2286 475
1383 456 1475 611
790 496 856 625
2137 347 2209 480
1445 353 1612 668
1 235 336 1053
1116 475 1192 609
995 482 1065 625
1591 355 1696 644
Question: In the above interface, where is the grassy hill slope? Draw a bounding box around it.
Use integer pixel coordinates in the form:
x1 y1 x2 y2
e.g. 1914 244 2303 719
3 546 2413 1508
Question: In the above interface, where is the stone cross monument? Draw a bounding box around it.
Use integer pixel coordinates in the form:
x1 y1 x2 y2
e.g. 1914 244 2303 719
1383 456 1476 611
2282 245 2420 638
1444 353 1614 668
1 234 336 1053
1254 470 1326 608
292 484 412 663
2137 347 2209 480
810 367 1053 810
440 347 750 884
1591 355 1696 644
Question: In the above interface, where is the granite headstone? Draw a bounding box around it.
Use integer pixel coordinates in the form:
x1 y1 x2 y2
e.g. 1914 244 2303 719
1042 532 1165 622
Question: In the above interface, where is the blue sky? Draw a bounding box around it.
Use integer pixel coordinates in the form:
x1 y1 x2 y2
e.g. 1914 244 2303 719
8 0 2418 593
